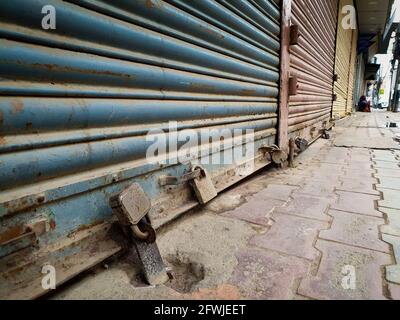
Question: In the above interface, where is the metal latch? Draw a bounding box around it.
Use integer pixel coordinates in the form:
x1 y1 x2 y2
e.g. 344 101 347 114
0 218 50 258
290 24 300 45
289 76 299 96
259 144 288 165
159 166 217 204
295 137 309 152
110 183 168 286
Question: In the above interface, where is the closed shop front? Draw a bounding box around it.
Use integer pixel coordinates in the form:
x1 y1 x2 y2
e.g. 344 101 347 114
0 0 281 298
333 0 358 118
287 0 339 142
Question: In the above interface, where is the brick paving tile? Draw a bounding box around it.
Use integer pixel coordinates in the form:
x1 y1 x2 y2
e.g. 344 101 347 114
375 168 400 178
382 234 400 284
298 240 391 300
372 156 398 163
250 213 328 260
222 198 285 226
345 162 373 170
249 184 298 202
229 248 309 299
274 194 331 222
372 150 396 158
376 177 400 191
378 188 400 210
373 161 400 170
380 208 400 237
338 177 380 196
331 191 382 217
343 168 377 179
319 210 390 253
296 179 340 199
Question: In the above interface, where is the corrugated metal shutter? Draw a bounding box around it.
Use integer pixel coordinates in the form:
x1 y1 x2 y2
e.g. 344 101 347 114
333 0 356 118
0 0 281 299
354 53 366 104
288 0 338 141
346 28 358 114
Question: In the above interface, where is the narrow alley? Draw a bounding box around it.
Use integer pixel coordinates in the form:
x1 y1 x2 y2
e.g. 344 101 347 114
51 110 400 300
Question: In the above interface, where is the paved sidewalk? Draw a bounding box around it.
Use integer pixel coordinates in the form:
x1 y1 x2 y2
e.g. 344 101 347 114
53 111 400 300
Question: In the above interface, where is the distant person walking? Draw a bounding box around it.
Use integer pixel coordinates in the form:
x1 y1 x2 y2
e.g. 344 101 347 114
357 96 371 112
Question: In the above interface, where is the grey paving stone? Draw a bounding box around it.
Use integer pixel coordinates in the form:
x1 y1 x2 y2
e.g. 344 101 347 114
250 213 328 260
230 248 309 299
373 161 400 170
274 194 331 222
298 240 391 300
382 234 400 284
319 210 390 253
380 208 400 237
376 177 400 191
378 188 400 210
332 191 383 217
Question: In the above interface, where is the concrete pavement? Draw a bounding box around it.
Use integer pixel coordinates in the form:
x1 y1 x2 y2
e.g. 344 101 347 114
52 111 400 300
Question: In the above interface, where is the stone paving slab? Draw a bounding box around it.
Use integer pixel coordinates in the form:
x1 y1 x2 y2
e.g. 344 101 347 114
249 184 298 202
376 177 400 191
222 198 285 226
338 177 380 196
298 240 391 300
346 162 373 170
382 234 400 284
378 188 400 210
250 213 328 260
375 168 400 178
372 150 397 159
273 194 331 222
319 210 390 253
229 248 309 299
343 168 377 179
296 179 340 199
372 156 398 163
373 161 400 170
380 208 400 237
331 191 383 217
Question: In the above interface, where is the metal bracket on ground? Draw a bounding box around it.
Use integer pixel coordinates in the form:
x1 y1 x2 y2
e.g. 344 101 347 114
110 183 169 286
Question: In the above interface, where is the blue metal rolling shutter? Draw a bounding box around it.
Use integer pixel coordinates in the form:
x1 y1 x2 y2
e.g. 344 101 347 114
0 0 281 299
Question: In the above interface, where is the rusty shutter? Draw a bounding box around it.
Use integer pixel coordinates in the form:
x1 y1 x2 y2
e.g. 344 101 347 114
0 0 281 298
333 0 357 119
288 0 339 142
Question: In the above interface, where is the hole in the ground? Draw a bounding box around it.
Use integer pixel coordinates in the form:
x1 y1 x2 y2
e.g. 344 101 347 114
164 254 205 293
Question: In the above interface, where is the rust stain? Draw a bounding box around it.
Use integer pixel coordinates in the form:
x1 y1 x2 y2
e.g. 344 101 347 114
68 220 105 237
0 225 26 244
241 89 257 96
0 110 3 125
30 63 132 79
49 219 56 231
145 0 155 8
11 100 24 115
